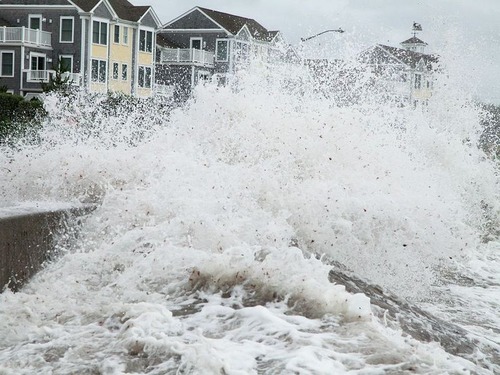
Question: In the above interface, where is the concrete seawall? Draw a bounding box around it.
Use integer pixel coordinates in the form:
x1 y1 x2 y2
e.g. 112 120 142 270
0 204 93 292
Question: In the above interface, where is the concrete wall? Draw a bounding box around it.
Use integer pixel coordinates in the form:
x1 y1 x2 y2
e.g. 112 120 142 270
0 205 93 292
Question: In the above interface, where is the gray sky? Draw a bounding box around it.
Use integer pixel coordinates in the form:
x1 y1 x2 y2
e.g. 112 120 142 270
135 0 499 104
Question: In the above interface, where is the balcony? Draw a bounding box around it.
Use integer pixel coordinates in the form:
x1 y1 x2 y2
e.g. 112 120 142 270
0 26 51 47
22 70 82 86
25 69 52 82
61 72 83 86
154 84 174 97
160 48 214 68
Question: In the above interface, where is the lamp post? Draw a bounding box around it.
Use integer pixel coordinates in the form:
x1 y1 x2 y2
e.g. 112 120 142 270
300 28 344 42
299 28 345 63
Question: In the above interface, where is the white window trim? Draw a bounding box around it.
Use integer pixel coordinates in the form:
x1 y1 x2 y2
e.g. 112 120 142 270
59 54 73 73
59 16 74 43
29 14 42 30
0 50 15 77
190 37 202 50
122 26 129 46
28 52 47 82
121 63 128 81
215 39 228 62
139 27 154 53
113 24 120 44
112 61 119 80
91 58 107 84
138 65 152 88
92 18 109 46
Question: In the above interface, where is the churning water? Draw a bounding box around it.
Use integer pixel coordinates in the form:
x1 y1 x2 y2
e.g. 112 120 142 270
0 57 499 374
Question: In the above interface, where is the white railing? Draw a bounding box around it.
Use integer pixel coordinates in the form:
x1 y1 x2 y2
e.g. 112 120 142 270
61 72 82 86
0 27 51 47
160 48 214 67
26 70 52 82
23 70 82 85
154 84 174 97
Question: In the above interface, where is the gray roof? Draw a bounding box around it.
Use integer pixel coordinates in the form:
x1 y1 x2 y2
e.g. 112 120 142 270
359 44 438 69
70 0 101 12
156 33 181 49
401 36 428 46
0 0 71 4
69 0 151 21
0 17 12 26
108 0 150 22
198 7 272 41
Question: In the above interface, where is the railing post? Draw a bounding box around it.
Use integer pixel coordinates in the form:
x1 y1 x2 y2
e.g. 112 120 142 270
177 48 180 62
21 27 25 43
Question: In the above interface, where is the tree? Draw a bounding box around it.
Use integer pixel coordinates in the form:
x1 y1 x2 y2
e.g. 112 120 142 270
42 58 73 95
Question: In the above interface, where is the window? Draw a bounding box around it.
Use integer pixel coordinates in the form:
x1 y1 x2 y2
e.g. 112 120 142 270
92 21 108 45
190 37 202 50
30 54 45 71
28 53 46 81
59 55 73 72
414 74 422 89
138 66 152 88
139 30 153 52
0 51 14 76
29 15 41 30
91 59 106 83
216 40 228 61
60 17 74 43
121 64 128 80
114 25 120 44
123 27 128 45
112 62 119 80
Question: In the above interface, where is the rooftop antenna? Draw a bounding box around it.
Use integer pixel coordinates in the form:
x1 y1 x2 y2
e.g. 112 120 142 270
412 22 422 38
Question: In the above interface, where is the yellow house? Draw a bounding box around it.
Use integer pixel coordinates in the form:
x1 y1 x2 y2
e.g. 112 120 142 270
71 0 161 97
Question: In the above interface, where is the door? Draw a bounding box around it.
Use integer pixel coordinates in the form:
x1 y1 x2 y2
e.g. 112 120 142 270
30 54 46 81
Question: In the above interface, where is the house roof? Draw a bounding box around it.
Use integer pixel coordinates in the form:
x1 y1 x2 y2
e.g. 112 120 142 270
359 44 438 69
0 17 12 26
0 0 71 4
401 36 428 45
266 30 280 42
70 0 101 12
108 0 150 22
156 33 181 49
197 7 271 41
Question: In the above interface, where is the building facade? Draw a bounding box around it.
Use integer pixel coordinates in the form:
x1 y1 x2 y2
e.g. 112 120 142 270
357 33 439 106
0 0 160 98
156 7 288 99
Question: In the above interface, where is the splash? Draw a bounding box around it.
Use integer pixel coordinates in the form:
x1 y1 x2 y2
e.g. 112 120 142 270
0 54 499 373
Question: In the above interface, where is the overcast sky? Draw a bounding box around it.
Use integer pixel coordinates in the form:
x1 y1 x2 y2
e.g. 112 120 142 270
135 0 499 104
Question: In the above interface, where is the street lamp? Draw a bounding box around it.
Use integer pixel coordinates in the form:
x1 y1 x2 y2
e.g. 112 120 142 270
300 28 344 42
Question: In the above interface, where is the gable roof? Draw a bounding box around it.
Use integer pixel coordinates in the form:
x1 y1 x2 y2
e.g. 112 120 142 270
70 0 102 12
197 7 270 41
108 0 149 22
401 36 428 46
359 44 438 69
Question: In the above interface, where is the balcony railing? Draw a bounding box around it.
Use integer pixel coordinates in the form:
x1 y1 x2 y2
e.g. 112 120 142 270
25 70 52 82
61 72 82 86
154 84 174 97
160 48 214 67
22 70 82 86
0 26 51 47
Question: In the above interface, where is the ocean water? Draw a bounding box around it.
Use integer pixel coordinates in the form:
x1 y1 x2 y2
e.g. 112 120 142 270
0 60 499 374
